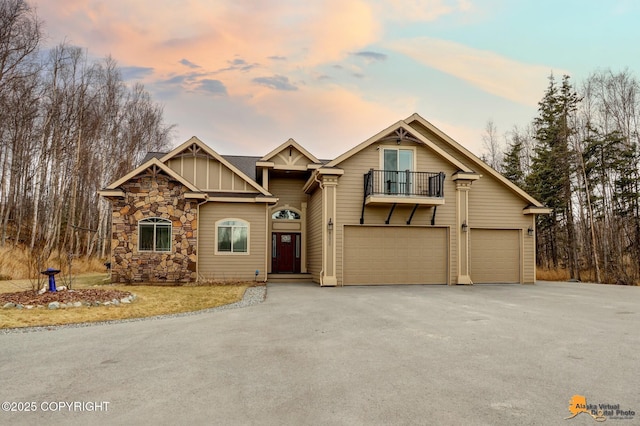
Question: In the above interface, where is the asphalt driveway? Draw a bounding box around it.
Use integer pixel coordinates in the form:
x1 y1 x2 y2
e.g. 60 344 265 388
1 281 638 425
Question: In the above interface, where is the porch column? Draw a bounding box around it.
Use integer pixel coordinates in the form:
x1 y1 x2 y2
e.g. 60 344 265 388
452 172 480 285
321 175 339 286
301 202 307 273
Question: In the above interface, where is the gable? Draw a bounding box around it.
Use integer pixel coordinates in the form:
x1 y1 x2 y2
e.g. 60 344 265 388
324 121 472 172
404 113 545 208
260 138 320 170
103 157 200 193
160 137 270 195
165 152 259 193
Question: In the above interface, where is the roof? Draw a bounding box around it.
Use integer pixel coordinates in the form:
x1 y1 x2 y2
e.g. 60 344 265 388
222 155 261 181
260 138 320 164
103 157 200 192
139 152 166 165
113 114 546 210
159 137 271 196
404 113 545 208
324 119 472 172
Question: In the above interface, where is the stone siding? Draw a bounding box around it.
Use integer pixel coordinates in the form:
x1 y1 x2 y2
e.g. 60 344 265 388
109 173 197 283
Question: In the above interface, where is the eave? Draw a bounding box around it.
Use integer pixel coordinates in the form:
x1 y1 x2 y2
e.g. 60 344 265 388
523 206 552 215
97 189 125 198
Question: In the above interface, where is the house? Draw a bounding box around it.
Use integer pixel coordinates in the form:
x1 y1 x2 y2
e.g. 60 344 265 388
98 113 550 286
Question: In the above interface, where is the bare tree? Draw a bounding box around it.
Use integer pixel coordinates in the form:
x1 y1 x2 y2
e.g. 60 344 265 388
0 5 174 266
481 119 503 171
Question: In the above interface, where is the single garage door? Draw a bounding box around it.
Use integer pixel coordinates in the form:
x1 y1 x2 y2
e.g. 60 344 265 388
343 226 448 285
470 229 520 283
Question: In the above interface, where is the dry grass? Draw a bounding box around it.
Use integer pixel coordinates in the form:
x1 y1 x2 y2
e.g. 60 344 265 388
0 273 250 329
0 246 106 280
536 267 639 285
536 267 570 281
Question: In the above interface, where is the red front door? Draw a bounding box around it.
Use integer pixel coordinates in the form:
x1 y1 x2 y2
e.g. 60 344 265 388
272 233 301 273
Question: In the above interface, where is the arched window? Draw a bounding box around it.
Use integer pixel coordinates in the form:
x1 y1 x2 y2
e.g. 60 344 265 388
138 218 172 252
216 219 249 254
272 209 301 220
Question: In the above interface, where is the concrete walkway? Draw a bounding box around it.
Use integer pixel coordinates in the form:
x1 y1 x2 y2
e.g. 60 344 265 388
1 281 638 425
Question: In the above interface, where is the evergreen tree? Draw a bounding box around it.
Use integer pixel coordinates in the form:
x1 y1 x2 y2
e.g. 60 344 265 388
527 74 580 277
502 137 525 187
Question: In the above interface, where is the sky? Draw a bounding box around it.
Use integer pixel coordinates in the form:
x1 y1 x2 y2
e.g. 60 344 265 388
33 0 640 159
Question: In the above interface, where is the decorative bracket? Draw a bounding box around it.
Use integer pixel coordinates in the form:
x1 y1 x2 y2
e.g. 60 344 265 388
385 203 397 224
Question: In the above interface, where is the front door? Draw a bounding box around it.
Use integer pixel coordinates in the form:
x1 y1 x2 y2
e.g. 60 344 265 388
272 232 301 273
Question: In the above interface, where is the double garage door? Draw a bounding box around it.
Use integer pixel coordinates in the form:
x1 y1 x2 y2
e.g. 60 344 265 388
343 226 448 285
343 226 521 285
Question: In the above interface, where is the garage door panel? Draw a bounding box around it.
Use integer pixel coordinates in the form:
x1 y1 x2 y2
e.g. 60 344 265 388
470 229 520 284
343 226 447 285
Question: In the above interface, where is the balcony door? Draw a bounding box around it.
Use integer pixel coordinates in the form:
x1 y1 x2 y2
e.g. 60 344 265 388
383 148 414 194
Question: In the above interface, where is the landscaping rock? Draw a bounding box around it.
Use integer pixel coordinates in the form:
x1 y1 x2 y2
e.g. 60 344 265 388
0 289 137 309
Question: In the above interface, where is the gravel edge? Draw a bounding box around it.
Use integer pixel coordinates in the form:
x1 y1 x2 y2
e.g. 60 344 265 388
0 285 267 335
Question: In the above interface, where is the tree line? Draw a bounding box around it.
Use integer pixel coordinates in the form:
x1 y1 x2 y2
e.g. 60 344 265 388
484 70 640 285
0 0 173 262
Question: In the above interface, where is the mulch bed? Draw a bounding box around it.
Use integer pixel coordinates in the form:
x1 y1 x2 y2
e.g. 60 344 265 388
0 288 133 306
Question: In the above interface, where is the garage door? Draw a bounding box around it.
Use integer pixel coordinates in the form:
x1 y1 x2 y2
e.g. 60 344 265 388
343 226 448 285
470 229 520 283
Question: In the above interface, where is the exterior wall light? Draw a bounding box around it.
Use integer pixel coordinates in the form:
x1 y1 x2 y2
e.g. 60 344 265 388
328 218 333 231
461 221 468 232
528 227 534 236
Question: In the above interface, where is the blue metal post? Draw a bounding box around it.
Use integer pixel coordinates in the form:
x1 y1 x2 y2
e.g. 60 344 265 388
41 268 61 292
48 274 56 292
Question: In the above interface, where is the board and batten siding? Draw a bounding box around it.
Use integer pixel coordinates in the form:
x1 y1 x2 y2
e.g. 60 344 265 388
198 202 268 281
333 141 460 285
167 156 258 193
306 188 323 283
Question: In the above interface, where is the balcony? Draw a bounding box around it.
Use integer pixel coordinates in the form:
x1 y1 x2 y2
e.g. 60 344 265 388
363 169 445 206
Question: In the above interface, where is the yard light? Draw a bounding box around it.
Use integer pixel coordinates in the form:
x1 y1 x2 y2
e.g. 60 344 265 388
327 218 333 231
461 221 468 232
528 227 534 236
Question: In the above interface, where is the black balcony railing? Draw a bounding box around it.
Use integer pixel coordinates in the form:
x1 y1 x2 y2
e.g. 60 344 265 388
364 169 445 198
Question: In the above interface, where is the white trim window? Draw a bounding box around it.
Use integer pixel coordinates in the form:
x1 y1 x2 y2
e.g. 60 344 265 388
138 218 172 252
381 147 416 194
272 209 301 220
216 219 249 254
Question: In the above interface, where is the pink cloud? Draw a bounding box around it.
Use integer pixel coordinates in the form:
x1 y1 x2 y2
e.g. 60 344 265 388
379 0 473 21
387 37 569 106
